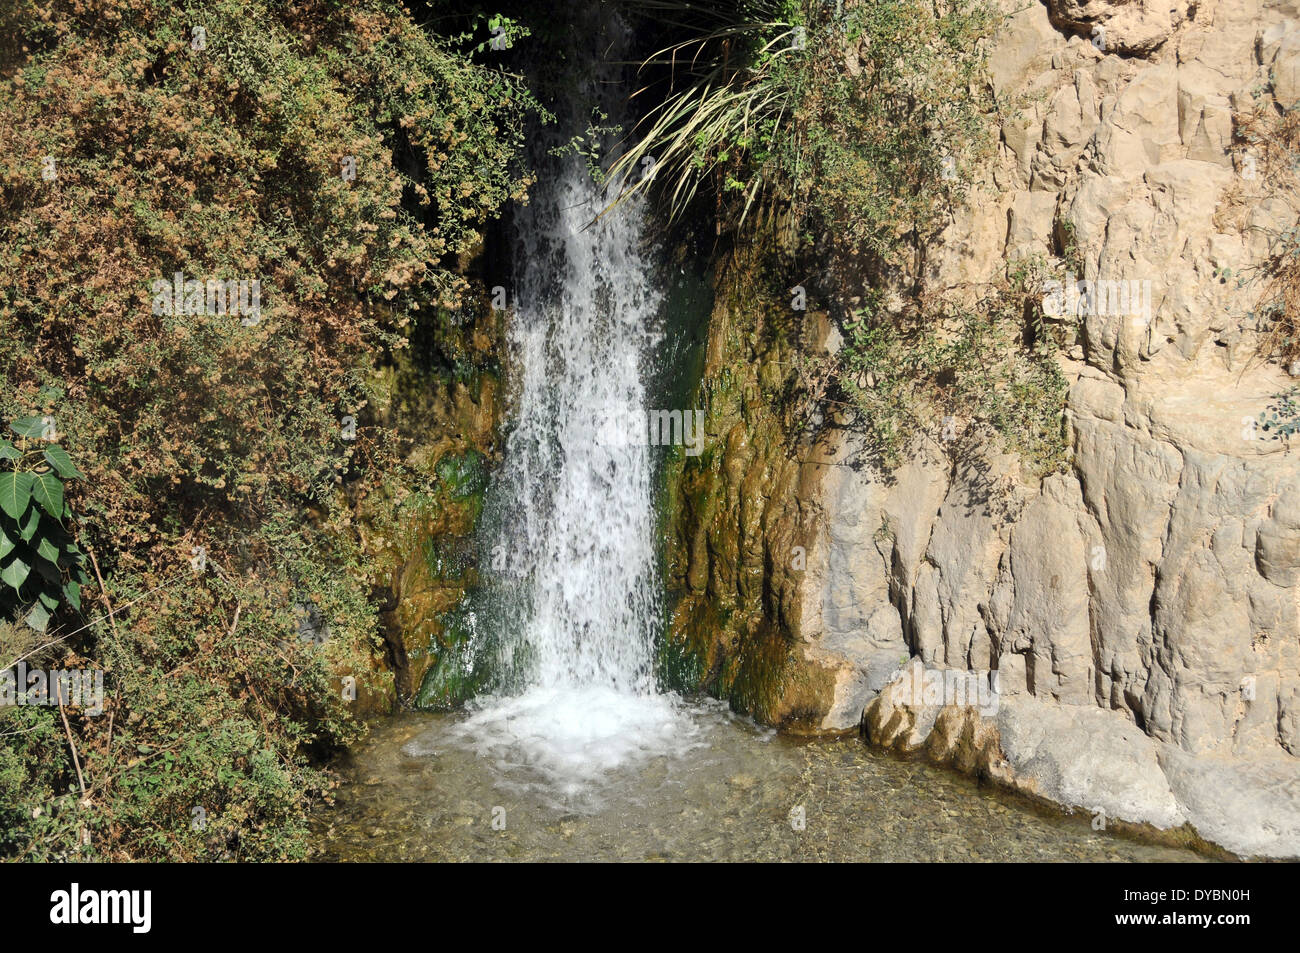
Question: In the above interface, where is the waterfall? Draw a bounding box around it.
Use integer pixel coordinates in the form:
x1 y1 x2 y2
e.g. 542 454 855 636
443 15 701 806
490 159 663 696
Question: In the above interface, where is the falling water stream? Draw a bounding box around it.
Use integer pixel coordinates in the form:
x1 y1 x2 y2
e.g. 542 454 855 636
436 75 705 806
309 16 1210 862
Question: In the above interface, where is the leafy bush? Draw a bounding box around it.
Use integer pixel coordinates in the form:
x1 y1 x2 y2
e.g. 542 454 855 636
0 0 540 859
619 0 1071 474
826 257 1075 473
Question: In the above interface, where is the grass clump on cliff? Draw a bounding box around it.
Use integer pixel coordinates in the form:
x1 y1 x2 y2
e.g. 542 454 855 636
0 0 540 860
617 0 1073 474
825 256 1076 474
611 0 996 246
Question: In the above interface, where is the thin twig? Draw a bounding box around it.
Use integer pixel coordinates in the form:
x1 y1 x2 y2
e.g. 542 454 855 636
86 543 119 635
58 697 87 798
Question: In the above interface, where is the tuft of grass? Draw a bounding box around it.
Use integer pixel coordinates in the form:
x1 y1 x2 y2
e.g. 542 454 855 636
606 0 804 225
608 0 1000 261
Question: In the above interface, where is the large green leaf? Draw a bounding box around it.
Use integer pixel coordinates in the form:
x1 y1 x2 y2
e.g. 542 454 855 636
25 601 51 632
43 445 82 479
36 535 61 564
19 505 40 542
63 579 82 612
0 527 12 560
0 470 33 520
31 471 64 518
0 440 19 462
9 416 48 439
1 554 30 590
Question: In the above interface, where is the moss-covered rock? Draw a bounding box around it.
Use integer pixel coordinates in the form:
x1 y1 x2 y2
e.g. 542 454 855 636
354 297 506 714
412 604 490 710
661 246 839 731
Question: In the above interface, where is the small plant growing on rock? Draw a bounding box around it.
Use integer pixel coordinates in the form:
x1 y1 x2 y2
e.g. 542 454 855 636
1232 87 1300 370
1259 386 1300 446
833 256 1076 474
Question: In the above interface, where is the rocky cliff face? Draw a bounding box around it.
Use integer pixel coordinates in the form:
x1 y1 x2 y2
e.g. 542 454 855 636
671 0 1300 858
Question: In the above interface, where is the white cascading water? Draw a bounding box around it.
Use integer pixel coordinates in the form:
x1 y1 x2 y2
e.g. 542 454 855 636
493 159 663 694
443 25 702 806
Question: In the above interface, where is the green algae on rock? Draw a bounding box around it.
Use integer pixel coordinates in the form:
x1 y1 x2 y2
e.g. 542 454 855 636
661 246 842 730
355 298 506 714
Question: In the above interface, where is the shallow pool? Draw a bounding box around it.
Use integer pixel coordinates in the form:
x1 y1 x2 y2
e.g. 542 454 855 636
310 700 1210 863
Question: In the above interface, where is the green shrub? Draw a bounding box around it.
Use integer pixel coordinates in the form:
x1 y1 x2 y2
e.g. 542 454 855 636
823 256 1074 474
619 0 1070 475
1259 387 1299 446
0 0 541 860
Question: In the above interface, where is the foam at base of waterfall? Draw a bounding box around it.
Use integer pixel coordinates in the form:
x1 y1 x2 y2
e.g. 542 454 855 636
438 685 708 809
